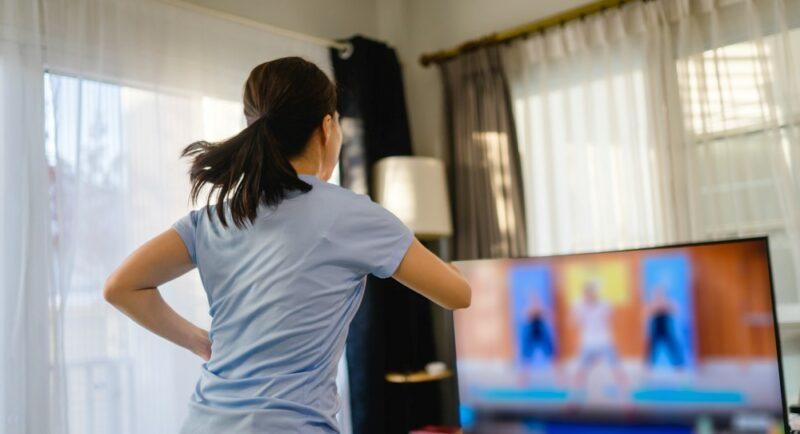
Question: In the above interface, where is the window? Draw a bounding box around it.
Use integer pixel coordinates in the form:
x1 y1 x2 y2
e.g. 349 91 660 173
508 35 661 256
44 72 242 433
508 12 800 308
677 31 800 304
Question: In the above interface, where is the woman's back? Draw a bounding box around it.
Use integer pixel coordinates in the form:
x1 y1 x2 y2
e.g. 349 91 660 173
175 174 412 433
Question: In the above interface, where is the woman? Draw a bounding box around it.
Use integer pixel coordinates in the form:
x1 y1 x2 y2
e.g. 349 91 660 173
645 286 685 368
522 294 554 364
103 57 471 434
571 281 626 398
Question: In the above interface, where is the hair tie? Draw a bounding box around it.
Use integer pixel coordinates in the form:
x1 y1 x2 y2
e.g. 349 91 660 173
246 112 271 127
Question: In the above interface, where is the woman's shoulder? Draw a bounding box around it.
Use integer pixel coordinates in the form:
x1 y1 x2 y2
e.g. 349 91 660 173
296 174 376 207
306 182 400 234
307 180 375 208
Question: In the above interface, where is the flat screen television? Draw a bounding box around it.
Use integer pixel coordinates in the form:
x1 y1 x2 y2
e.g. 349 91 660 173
453 238 787 434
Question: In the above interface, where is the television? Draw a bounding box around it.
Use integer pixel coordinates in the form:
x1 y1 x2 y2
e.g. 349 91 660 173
453 238 787 434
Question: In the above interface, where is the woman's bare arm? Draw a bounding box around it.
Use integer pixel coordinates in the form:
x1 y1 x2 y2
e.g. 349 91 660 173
392 238 472 310
103 229 211 361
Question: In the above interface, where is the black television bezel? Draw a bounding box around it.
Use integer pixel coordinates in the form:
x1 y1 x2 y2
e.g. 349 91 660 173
452 236 789 432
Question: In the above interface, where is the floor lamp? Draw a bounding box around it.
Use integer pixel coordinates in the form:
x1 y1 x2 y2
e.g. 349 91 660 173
373 157 460 433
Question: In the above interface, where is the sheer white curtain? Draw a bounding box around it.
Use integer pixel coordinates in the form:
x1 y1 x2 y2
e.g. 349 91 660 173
2 0 348 433
671 0 800 305
0 2 55 433
504 0 800 399
504 4 681 256
43 72 246 434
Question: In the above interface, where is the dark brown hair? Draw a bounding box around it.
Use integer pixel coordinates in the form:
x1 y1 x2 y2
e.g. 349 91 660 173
181 57 337 228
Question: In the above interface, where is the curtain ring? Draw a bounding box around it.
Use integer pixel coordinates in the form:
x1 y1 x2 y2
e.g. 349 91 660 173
337 42 354 60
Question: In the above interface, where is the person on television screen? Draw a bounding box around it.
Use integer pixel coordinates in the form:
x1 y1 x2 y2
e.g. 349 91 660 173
572 281 627 396
522 293 555 364
645 285 685 368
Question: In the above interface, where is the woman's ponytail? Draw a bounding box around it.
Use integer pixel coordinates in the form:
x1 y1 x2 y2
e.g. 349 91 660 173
181 57 336 229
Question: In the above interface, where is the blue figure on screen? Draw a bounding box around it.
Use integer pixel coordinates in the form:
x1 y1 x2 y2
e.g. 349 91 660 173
522 294 555 363
510 265 556 368
645 286 685 368
642 254 694 370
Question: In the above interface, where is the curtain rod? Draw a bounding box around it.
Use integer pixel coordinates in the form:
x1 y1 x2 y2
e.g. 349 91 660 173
157 0 352 56
419 0 640 66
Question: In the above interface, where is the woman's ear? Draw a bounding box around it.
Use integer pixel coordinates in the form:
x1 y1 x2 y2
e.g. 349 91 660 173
321 114 333 145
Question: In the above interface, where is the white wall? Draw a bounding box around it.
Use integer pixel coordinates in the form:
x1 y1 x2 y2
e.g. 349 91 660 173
181 0 380 40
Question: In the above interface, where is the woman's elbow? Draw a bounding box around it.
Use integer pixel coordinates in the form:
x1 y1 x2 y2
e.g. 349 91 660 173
449 282 472 310
102 273 124 305
460 284 472 309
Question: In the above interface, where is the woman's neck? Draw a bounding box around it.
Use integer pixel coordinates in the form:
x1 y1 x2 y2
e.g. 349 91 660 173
290 154 322 178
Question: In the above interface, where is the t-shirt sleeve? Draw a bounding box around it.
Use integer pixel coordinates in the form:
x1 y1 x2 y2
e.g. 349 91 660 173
172 210 199 264
328 195 414 279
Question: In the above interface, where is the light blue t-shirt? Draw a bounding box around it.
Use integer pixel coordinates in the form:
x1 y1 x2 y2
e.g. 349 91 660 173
173 174 413 434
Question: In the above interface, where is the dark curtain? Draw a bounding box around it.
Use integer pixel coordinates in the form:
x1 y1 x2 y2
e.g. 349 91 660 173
332 35 413 195
331 36 453 434
438 46 528 260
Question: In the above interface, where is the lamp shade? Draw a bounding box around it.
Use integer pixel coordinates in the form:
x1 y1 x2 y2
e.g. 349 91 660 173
372 156 453 240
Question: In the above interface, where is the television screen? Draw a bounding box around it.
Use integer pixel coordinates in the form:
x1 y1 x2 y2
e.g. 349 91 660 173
453 238 786 434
